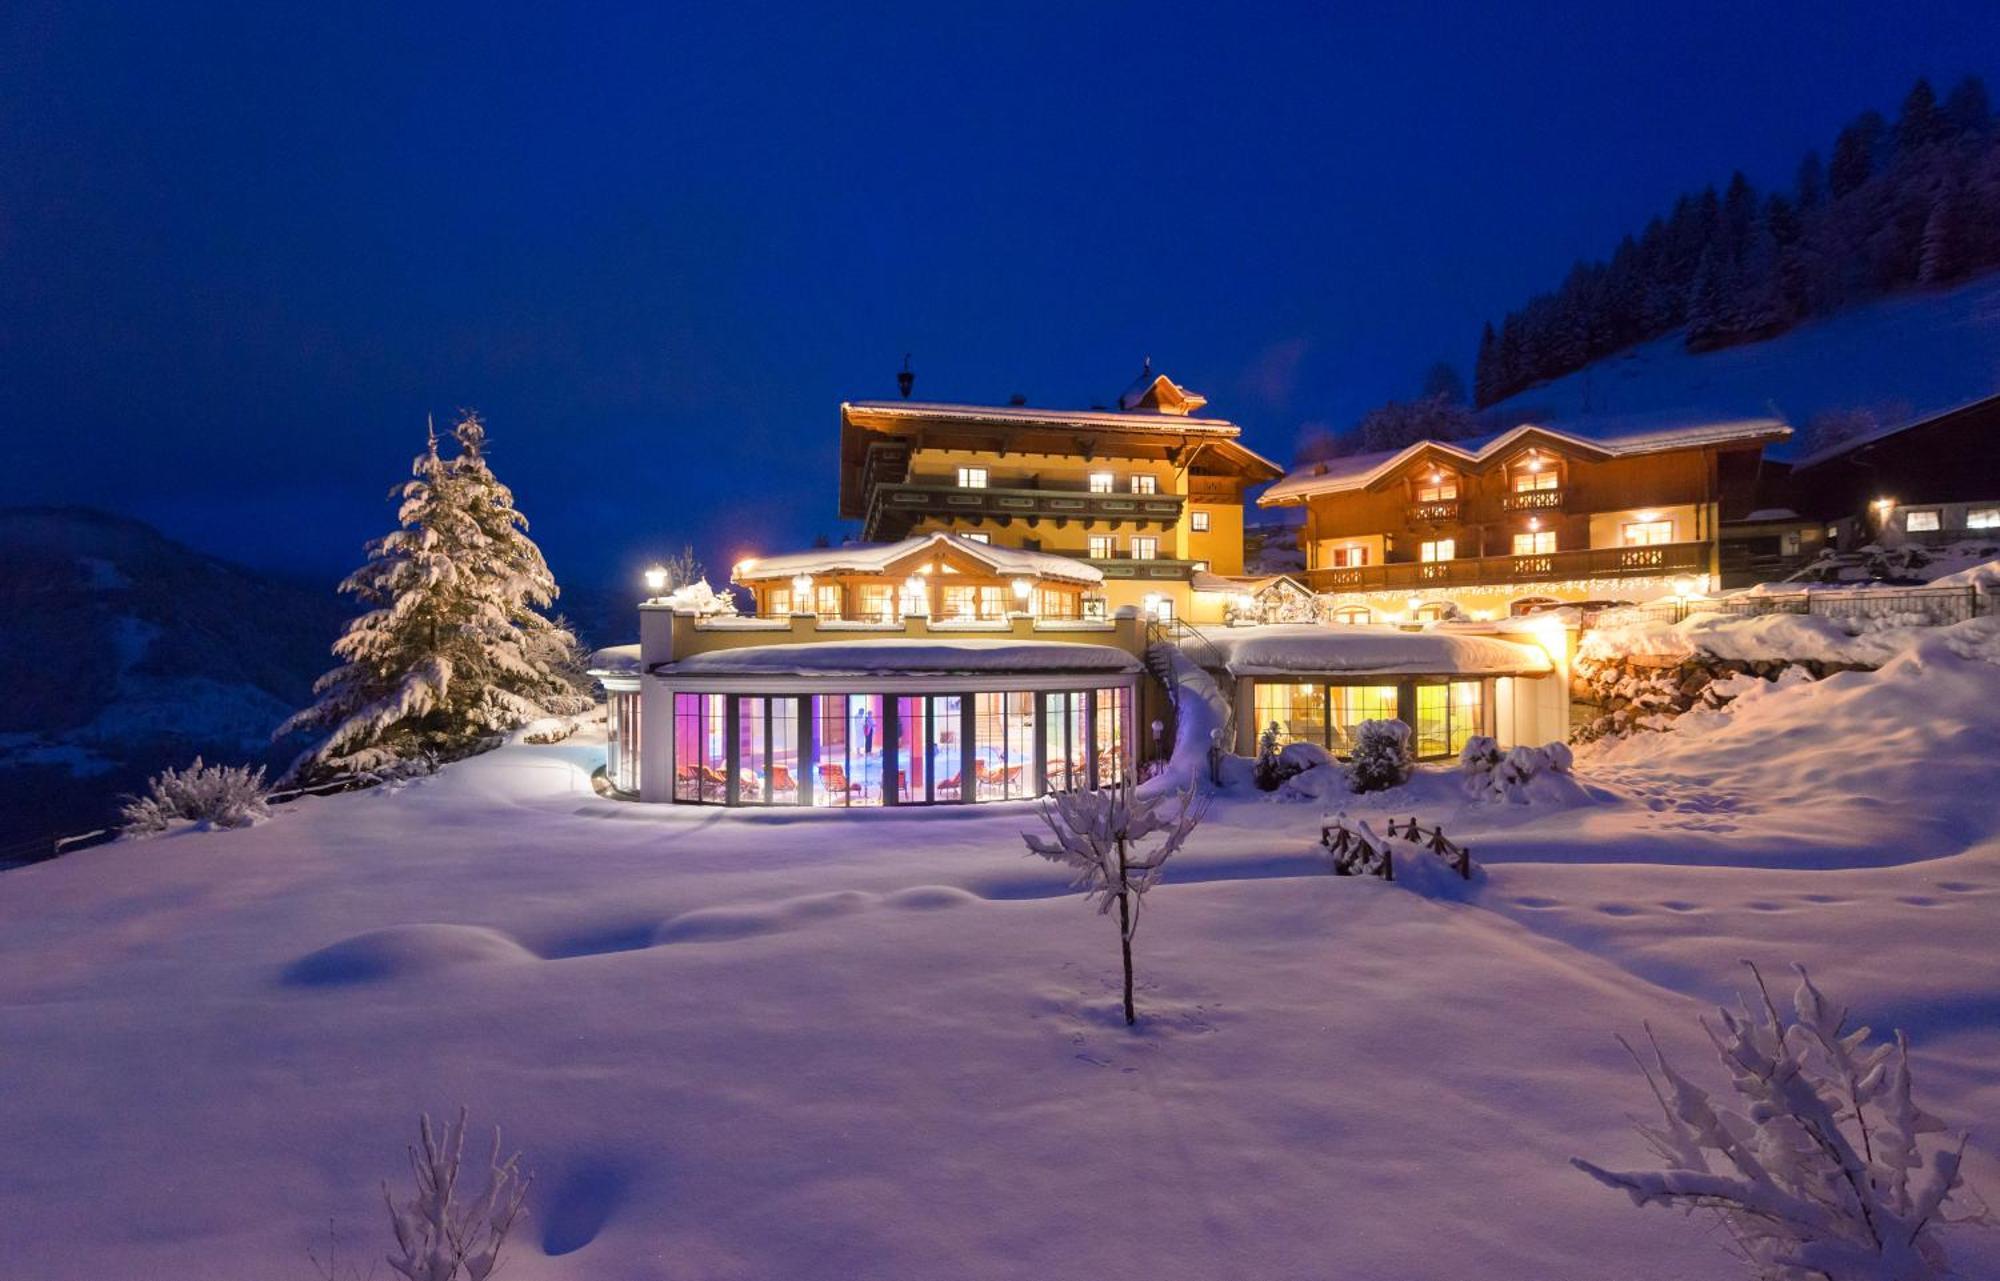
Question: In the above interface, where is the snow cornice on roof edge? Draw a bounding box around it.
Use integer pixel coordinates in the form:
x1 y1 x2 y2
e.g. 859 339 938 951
732 531 1106 587
1259 418 1791 506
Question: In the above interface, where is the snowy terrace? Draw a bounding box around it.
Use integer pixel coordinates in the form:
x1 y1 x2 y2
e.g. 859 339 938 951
4 616 2000 1279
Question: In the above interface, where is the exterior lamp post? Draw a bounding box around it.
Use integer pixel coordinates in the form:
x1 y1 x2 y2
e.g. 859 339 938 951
1011 577 1033 615
1670 573 1697 623
792 574 813 618
644 564 669 599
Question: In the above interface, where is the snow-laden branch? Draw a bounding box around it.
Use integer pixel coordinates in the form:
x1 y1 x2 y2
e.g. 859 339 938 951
1023 774 1208 1025
1572 963 1989 1280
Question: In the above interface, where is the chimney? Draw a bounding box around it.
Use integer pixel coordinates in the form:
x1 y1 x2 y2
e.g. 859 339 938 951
897 354 914 400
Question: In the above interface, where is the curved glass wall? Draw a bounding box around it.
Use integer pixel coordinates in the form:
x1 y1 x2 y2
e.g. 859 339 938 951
667 685 1133 806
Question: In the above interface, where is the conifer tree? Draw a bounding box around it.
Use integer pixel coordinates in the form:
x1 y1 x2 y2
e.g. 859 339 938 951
278 414 589 781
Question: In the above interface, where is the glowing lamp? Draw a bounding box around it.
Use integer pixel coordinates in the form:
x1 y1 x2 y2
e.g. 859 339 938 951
1671 574 1696 599
792 573 813 600
1011 578 1032 601
1527 516 1541 531
643 564 669 594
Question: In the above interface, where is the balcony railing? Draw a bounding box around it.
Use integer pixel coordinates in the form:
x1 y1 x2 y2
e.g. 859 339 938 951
864 482 1186 540
1405 499 1461 524
1300 540 1709 594
1499 488 1565 512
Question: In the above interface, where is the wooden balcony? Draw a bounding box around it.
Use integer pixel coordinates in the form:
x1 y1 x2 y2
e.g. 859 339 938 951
1499 488 1565 512
1404 499 1461 524
1300 540 1710 594
864 482 1185 540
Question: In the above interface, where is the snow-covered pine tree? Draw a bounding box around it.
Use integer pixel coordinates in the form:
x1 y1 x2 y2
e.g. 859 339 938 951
278 414 588 781
445 412 593 718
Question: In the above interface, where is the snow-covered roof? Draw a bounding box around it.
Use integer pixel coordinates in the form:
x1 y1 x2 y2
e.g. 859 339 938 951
1262 418 1789 505
733 532 1104 587
844 399 1243 436
586 643 642 676
1189 571 1310 596
1196 624 1553 678
658 638 1141 678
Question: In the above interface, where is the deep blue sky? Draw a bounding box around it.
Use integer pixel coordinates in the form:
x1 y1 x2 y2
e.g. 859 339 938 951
4 2 1997 598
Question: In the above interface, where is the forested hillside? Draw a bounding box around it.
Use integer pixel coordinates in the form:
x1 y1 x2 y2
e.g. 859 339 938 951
1473 75 2000 407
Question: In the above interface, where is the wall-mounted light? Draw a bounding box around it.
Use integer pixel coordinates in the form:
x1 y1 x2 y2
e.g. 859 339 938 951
644 564 669 595
1527 516 1541 531
1406 596 1423 616
1011 577 1032 601
1634 510 1658 523
1671 574 1696 599
792 573 813 600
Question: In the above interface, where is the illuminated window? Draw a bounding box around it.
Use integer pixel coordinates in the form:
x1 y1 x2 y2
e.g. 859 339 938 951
1253 682 1327 750
1329 685 1399 754
1037 587 1077 619
1329 544 1369 567
941 584 976 618
1416 478 1458 502
1514 469 1559 493
978 585 1007 618
957 467 987 489
1094 686 1129 786
1130 475 1158 495
815 584 842 618
1088 534 1115 558
766 587 793 616
1190 510 1210 532
1415 681 1482 758
1905 509 1940 532
1130 536 1158 561
962 531 990 544
1088 472 1115 494
1192 560 1208 572
1969 509 2000 529
857 584 895 621
1512 530 1556 555
1331 605 1372 624
1621 519 1673 545
1420 538 1455 562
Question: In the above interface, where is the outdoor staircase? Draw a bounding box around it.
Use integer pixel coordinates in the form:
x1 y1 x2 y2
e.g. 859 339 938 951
1143 618 1236 764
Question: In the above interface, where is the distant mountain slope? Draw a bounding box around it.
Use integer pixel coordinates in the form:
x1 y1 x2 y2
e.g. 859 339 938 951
0 508 348 849
1483 269 2000 461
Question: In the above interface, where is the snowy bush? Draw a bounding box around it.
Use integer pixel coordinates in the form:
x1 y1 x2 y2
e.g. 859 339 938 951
383 1108 531 1281
118 757 271 836
1346 719 1412 793
1459 736 1573 803
1253 722 1286 791
1573 964 1988 1281
659 577 740 617
1023 780 1208 1026
520 717 575 745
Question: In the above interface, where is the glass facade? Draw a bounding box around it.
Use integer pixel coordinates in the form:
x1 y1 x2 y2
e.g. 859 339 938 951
1415 681 1484 759
606 690 642 793
1248 679 1480 760
673 693 729 803
812 694 886 807
663 685 1129 806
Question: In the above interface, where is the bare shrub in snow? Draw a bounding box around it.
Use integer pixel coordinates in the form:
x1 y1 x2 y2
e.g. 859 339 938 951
1573 964 1989 1281
1346 719 1412 793
1023 778 1208 1026
382 1109 530 1281
1459 736 1573 802
118 757 271 836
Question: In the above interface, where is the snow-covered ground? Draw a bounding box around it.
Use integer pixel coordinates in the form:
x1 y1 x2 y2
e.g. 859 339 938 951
3 636 1999 1279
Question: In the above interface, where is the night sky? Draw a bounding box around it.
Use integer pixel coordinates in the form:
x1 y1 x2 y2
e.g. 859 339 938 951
5 2 1997 600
